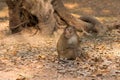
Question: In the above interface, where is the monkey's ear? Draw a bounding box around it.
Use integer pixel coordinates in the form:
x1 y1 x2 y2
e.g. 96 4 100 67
64 26 68 32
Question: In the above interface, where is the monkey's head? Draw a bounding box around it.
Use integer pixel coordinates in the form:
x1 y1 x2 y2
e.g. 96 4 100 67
64 26 76 39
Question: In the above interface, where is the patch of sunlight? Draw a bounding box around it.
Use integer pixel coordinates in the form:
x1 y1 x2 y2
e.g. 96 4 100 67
112 43 120 57
70 13 118 22
71 13 80 18
0 21 9 28
96 17 118 22
70 13 118 23
80 7 94 14
64 3 79 9
115 50 120 57
0 7 8 17
102 9 110 14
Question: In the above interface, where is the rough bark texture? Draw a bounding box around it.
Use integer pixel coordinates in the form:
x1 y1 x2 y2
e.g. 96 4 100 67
52 0 93 30
52 0 93 35
5 0 22 33
23 0 57 36
5 0 104 36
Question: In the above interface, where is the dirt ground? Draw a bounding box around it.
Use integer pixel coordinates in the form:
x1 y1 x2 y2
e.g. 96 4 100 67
0 0 120 80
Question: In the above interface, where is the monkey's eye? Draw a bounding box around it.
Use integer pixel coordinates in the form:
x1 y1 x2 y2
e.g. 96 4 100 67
69 29 74 33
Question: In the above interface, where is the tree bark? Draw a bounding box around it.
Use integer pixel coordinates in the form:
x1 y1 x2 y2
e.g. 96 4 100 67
5 0 93 36
5 0 22 33
52 0 93 34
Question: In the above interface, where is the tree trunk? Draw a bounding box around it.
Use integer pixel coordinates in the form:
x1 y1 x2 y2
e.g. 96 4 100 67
5 0 22 33
52 0 93 35
5 0 93 36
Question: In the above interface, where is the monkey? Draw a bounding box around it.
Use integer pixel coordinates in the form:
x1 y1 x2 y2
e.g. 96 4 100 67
57 25 80 60
79 16 107 36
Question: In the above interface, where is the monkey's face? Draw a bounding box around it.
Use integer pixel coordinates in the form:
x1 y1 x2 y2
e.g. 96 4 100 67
64 26 76 39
